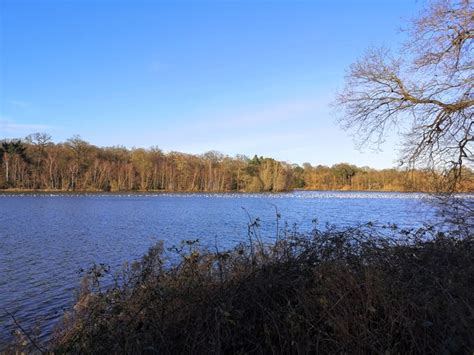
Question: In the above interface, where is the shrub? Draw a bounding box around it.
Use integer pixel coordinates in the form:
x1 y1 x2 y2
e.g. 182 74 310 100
49 223 474 354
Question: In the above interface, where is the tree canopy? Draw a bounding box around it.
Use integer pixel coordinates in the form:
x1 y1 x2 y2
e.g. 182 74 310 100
0 134 472 192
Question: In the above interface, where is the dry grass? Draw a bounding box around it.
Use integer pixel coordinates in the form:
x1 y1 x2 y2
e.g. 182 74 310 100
38 221 474 354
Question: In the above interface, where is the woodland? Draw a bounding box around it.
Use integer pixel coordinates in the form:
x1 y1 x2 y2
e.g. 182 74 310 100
1 134 472 193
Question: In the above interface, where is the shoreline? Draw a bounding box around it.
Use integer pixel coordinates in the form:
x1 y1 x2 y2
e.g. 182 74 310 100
0 188 463 194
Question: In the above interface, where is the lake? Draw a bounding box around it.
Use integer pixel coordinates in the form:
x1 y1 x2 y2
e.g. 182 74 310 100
0 191 471 345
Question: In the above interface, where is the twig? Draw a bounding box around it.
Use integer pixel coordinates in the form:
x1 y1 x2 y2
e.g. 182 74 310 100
3 308 45 354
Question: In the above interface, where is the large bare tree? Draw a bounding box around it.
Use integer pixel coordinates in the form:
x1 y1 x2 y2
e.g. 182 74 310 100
336 0 473 190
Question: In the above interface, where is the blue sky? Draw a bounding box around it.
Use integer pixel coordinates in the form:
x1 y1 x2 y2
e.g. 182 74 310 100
0 0 421 168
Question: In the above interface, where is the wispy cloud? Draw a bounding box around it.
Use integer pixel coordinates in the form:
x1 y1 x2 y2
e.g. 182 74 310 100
6 99 31 108
148 96 332 160
0 117 53 136
170 96 331 136
150 60 165 74
210 98 327 129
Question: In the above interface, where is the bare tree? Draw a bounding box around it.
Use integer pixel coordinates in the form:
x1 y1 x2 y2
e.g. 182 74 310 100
25 133 52 153
336 0 473 191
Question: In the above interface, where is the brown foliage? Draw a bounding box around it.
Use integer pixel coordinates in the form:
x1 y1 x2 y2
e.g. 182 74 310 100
50 223 474 354
1 136 473 192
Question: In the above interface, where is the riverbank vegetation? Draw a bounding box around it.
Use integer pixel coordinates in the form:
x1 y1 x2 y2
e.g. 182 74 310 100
10 222 472 353
1 135 473 193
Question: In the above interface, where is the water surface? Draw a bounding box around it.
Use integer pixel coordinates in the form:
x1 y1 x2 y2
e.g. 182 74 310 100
0 191 470 345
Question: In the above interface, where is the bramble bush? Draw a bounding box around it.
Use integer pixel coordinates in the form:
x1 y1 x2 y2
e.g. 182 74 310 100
44 221 474 354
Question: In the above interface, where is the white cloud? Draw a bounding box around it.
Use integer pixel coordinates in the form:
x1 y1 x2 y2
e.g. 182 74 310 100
7 99 31 107
223 100 320 126
159 96 331 139
0 117 53 136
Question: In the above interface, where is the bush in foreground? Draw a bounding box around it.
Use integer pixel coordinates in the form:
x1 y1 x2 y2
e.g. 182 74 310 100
17 223 474 354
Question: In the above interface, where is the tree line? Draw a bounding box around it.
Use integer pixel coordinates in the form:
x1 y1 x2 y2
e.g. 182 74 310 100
0 134 472 192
